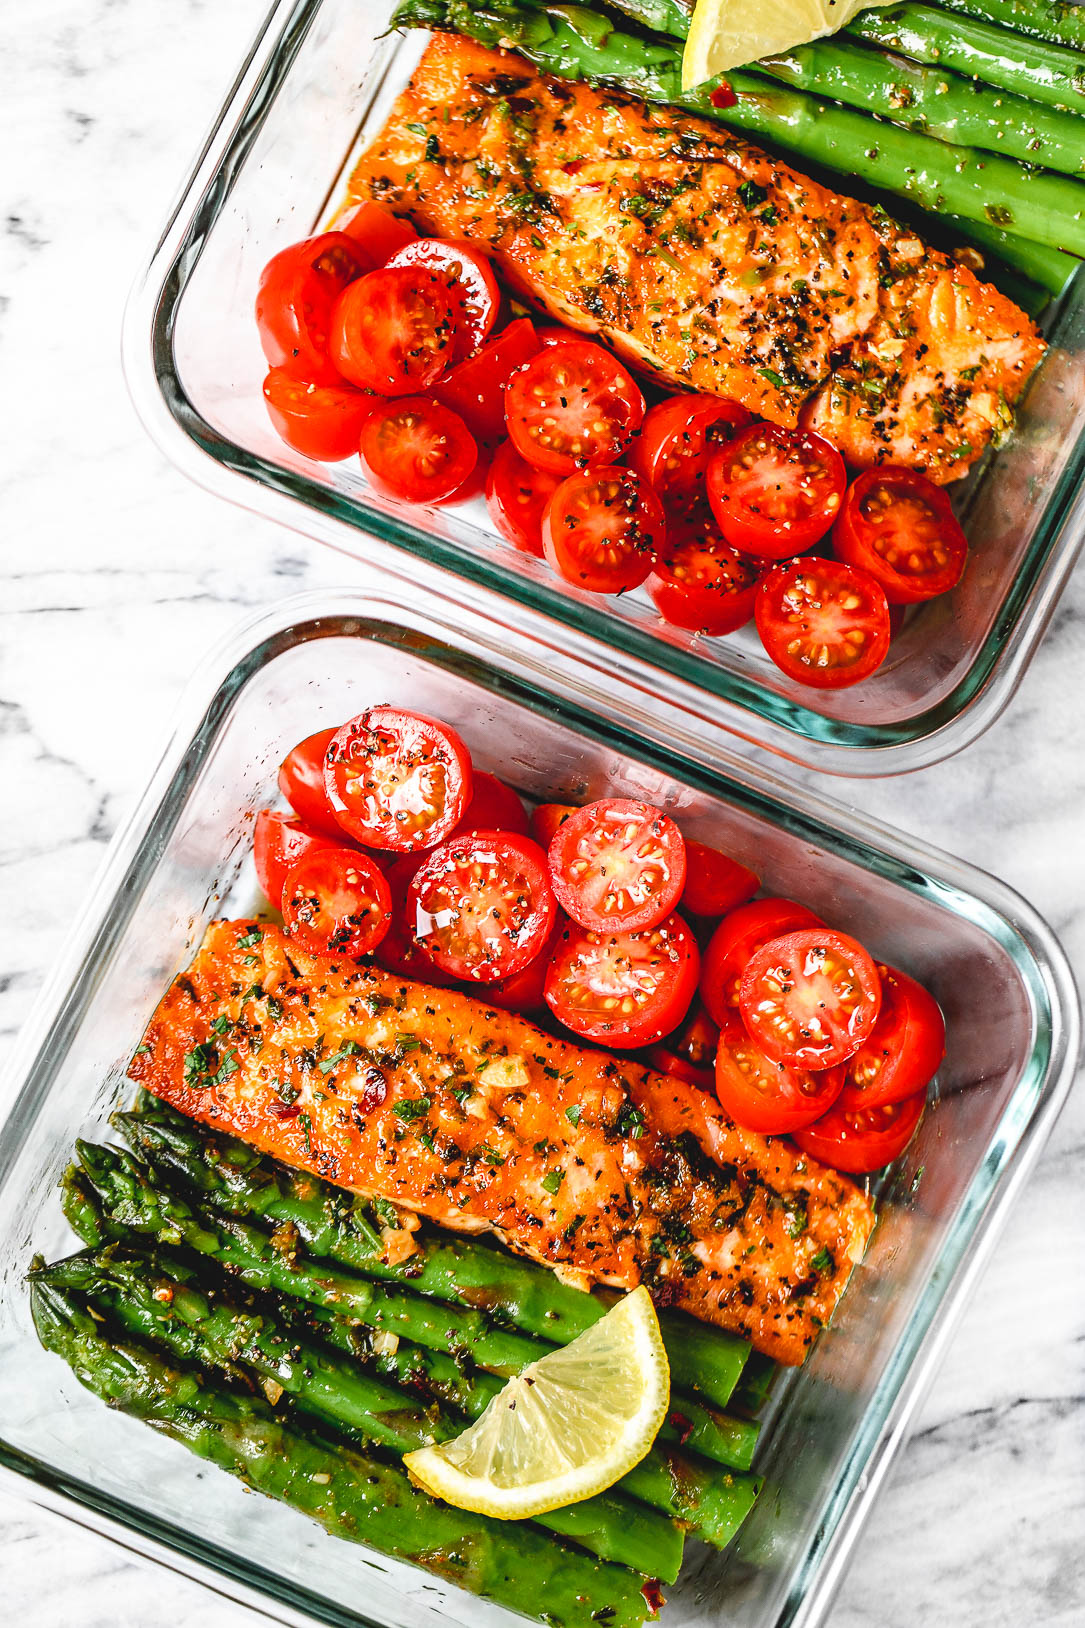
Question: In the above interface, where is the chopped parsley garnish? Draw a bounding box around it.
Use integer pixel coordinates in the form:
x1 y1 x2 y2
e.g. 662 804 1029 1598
481 1146 506 1167
615 1103 645 1140
541 1169 565 1194
183 1043 239 1090
564 1104 582 1127
406 121 427 136
299 1112 312 1155
784 1205 808 1240
757 367 787 390
209 1015 230 1036
373 1197 401 1229
738 180 768 211
810 1246 834 1275
395 1096 432 1122
395 1033 422 1054
424 134 440 163
318 1041 362 1075
237 928 263 948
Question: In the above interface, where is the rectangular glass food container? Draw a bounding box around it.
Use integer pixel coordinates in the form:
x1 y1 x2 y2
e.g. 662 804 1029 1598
0 584 1077 1628
122 0 1085 776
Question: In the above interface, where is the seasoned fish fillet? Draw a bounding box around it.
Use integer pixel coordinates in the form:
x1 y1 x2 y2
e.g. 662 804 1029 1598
130 920 875 1365
344 32 1044 482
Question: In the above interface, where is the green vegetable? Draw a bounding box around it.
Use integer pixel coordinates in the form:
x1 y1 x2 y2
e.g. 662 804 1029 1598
929 0 1085 51
29 1280 652 1628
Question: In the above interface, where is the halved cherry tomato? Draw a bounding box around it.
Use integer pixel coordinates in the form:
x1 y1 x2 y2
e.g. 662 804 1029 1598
543 468 663 594
335 201 417 267
648 526 760 635
548 798 686 933
388 239 500 364
739 928 882 1071
756 558 891 689
648 1002 720 1089
471 913 566 1013
505 341 645 475
838 966 945 1110
530 803 578 847
278 727 343 838
282 847 392 958
833 466 968 604
794 1090 926 1175
545 913 700 1048
374 854 455 986
700 897 824 1026
408 831 556 984
330 266 459 395
485 438 561 556
647 1048 714 1091
324 707 472 852
436 320 541 451
715 1013 845 1133
262 369 371 462
254 810 346 910
631 395 751 517
359 397 477 505
452 770 529 838
707 424 846 557
255 232 366 386
681 842 759 920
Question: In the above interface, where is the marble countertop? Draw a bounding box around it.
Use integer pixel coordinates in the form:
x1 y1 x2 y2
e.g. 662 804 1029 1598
2 1 1083 1623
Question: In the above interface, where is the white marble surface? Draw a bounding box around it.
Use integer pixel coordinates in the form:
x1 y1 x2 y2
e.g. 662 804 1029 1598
1 1 1083 1624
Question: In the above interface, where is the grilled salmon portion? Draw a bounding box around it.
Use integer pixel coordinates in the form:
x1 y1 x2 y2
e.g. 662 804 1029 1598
130 920 875 1365
344 32 1044 481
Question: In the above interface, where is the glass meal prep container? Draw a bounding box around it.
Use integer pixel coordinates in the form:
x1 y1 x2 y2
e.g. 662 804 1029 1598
0 585 1077 1628
121 0 1085 777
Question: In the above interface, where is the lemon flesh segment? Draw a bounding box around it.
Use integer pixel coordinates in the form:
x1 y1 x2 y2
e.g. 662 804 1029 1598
682 0 897 88
404 1286 670 1519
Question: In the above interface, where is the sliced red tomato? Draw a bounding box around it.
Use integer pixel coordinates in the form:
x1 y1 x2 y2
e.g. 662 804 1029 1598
505 341 645 475
631 394 751 515
681 842 759 920
485 438 561 556
838 966 945 1110
707 424 846 557
335 201 417 267
452 770 529 838
530 803 578 847
739 928 882 1071
756 558 891 689
833 466 968 604
436 319 541 451
359 397 477 505
648 526 760 636
546 913 699 1048
282 847 392 958
715 1013 845 1133
373 855 455 986
548 798 686 933
254 810 346 910
278 727 343 838
388 239 499 364
700 897 824 1026
330 266 459 395
543 468 663 594
794 1091 926 1175
262 369 371 462
472 914 565 1013
648 1003 720 1089
324 707 472 852
255 232 366 386
647 1049 714 1090
407 831 556 984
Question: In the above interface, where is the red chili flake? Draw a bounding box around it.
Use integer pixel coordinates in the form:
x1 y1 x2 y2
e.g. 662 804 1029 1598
358 1065 388 1115
563 160 584 174
668 1409 693 1445
710 82 737 109
641 1579 665 1615
271 1102 301 1121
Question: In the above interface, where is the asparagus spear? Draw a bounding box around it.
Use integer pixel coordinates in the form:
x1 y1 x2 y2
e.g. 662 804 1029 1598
848 4 1085 114
34 1248 685 1582
117 1109 750 1412
931 0 1085 51
29 1279 654 1628
391 0 1085 262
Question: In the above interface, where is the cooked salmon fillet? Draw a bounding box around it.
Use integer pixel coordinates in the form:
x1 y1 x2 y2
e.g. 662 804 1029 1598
130 920 875 1365
344 32 1044 482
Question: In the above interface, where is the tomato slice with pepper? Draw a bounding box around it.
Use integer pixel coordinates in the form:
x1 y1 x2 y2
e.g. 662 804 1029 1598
437 320 541 452
253 810 347 910
794 1090 926 1175
833 466 968 604
648 1002 720 1090
282 847 392 958
681 841 759 920
278 727 343 838
700 897 824 1027
324 707 473 852
452 770 530 838
707 423 846 557
543 468 663 594
545 913 700 1049
330 266 460 395
359 397 478 505
548 798 687 934
632 394 751 518
335 201 417 267
255 232 367 386
838 965 945 1110
648 525 761 636
408 831 557 984
530 803 579 847
505 340 645 475
715 1013 845 1134
262 369 371 462
739 928 882 1071
388 238 499 364
485 438 561 557
465 914 566 1013
373 855 455 986
755 558 891 689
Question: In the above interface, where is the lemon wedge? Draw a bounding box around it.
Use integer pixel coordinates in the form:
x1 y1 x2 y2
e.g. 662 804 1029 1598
403 1286 670 1519
682 0 895 88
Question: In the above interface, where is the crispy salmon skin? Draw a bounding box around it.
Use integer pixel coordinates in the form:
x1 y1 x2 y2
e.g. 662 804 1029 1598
345 32 1044 482
130 920 875 1365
